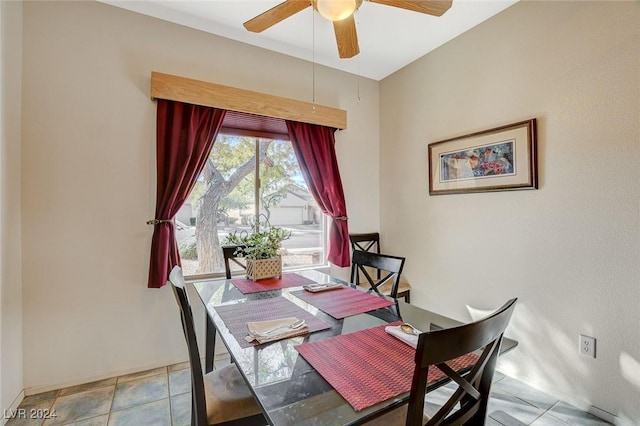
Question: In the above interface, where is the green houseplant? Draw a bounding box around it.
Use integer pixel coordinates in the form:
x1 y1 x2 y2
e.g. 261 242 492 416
223 221 291 281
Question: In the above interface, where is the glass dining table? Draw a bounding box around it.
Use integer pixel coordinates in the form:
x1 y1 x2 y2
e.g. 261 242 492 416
192 269 517 426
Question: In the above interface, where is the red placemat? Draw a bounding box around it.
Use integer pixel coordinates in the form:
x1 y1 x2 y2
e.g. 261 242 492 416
290 286 394 319
295 323 479 412
215 296 332 348
231 273 316 294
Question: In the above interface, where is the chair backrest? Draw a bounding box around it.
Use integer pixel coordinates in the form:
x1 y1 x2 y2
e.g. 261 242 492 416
169 266 208 426
405 298 518 426
350 250 405 299
349 233 382 280
349 232 381 254
222 244 247 279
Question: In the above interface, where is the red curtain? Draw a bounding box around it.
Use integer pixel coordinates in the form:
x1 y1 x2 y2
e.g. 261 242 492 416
286 121 350 267
148 100 226 288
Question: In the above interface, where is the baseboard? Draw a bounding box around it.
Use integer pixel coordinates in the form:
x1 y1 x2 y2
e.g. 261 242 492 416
589 406 634 426
552 392 632 426
496 367 634 426
214 351 231 365
21 337 232 396
23 358 187 396
1 389 25 426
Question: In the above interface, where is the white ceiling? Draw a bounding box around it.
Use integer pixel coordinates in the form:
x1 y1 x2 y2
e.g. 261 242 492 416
99 0 518 81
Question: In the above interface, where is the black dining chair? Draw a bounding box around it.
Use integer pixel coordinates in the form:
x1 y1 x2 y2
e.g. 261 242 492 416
349 232 412 302
222 244 247 279
350 250 406 300
203 245 248 373
168 266 266 426
365 298 518 426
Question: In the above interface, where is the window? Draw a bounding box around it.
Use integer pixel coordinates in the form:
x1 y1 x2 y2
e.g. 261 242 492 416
176 133 326 277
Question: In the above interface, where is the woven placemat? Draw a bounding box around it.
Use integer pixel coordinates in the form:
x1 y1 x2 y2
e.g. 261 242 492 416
215 296 332 348
231 273 315 294
290 286 394 319
295 323 479 412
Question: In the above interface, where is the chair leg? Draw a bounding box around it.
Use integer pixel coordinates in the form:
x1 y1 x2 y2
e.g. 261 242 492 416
191 392 197 426
465 384 492 425
466 402 489 425
217 413 267 426
404 291 410 304
205 316 216 373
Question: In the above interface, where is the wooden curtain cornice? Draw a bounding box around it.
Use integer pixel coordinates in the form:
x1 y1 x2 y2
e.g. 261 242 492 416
150 72 347 130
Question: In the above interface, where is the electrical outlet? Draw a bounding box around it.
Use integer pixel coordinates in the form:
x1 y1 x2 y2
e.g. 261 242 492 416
579 334 596 358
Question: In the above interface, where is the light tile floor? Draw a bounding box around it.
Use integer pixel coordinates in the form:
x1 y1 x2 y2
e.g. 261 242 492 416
7 365 612 426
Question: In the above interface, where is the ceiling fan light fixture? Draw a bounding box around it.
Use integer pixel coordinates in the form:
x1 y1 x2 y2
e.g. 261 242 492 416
314 0 357 21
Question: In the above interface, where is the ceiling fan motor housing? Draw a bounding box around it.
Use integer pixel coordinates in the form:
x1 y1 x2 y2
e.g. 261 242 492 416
312 0 364 22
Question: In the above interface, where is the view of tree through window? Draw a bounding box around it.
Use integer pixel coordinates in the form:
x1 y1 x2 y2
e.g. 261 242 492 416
176 134 326 276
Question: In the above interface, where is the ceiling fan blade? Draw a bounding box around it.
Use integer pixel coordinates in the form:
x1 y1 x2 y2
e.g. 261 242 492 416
369 0 452 16
244 0 311 33
333 15 359 58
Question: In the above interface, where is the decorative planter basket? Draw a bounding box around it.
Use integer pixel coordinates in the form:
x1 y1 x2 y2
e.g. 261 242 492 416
246 256 282 281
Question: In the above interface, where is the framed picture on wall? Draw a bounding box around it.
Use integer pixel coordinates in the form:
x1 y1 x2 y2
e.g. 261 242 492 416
428 118 538 195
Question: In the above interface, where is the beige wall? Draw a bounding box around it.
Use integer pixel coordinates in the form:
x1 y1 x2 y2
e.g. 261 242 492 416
380 1 639 424
20 1 379 392
14 0 640 423
1 0 24 418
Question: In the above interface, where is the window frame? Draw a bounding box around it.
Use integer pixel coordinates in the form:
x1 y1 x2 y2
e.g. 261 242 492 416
180 129 329 281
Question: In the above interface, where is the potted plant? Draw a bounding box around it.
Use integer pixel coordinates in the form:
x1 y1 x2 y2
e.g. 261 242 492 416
223 222 291 281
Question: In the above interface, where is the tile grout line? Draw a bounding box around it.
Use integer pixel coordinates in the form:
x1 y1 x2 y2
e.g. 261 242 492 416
112 367 170 412
107 378 117 426
167 367 174 426
16 363 609 426
528 409 547 426
542 401 574 426
44 390 60 426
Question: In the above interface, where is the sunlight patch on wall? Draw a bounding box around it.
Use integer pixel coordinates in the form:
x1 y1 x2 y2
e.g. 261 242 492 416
619 352 640 389
494 302 585 397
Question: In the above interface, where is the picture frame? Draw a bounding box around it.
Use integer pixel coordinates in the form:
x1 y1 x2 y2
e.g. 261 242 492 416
428 118 537 195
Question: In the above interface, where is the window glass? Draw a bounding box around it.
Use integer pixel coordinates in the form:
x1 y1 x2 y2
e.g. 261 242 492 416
176 134 326 277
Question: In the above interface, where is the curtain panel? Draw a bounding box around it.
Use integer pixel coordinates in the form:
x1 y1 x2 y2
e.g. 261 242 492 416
148 100 226 288
286 120 350 267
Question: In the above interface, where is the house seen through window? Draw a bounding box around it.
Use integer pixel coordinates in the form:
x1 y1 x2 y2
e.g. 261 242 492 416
176 133 326 277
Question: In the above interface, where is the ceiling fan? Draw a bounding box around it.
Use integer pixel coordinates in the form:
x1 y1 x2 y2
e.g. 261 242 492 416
243 0 453 59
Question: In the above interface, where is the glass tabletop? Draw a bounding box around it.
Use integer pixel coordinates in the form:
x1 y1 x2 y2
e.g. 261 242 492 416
192 269 515 426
